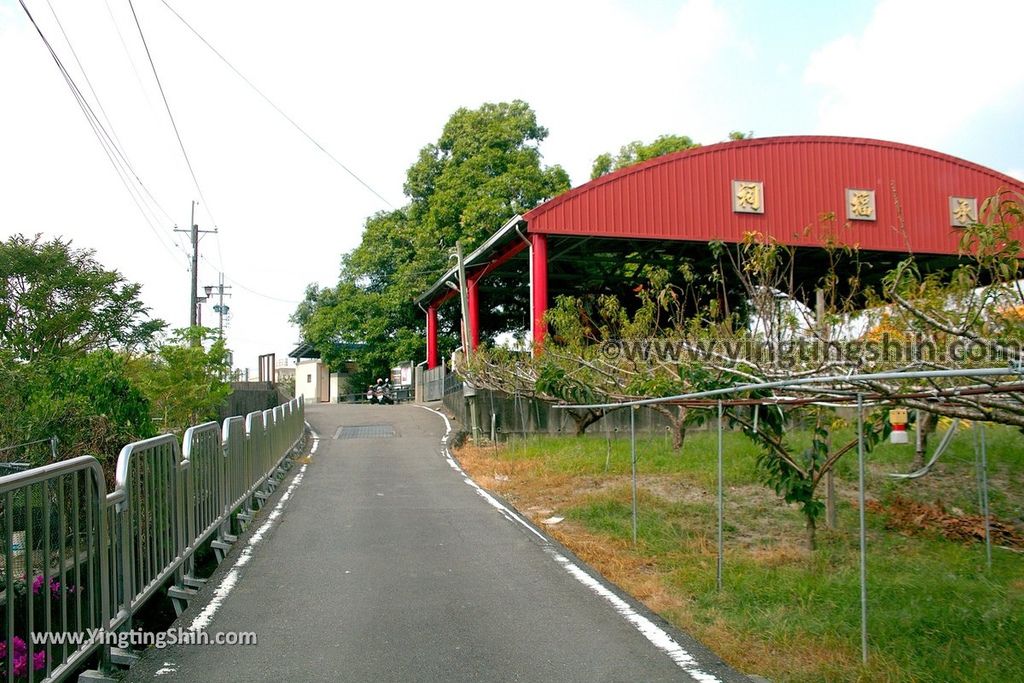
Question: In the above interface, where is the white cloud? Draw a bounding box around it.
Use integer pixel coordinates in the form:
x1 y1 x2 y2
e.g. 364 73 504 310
804 0 1024 144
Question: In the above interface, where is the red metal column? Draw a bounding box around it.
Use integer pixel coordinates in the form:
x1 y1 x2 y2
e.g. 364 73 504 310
530 232 548 351
426 305 439 369
467 276 480 351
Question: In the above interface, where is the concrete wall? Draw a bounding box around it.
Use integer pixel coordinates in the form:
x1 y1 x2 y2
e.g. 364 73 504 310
220 382 279 421
442 385 685 439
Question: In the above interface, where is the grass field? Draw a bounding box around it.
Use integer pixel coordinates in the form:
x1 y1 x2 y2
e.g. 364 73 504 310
455 421 1024 682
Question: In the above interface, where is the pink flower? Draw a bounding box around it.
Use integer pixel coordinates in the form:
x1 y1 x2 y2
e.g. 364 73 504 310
31 575 44 595
2 637 45 675
12 654 26 677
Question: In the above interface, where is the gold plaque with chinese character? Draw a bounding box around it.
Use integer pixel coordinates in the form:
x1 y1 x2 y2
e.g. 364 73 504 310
949 197 977 227
846 189 876 221
732 180 764 214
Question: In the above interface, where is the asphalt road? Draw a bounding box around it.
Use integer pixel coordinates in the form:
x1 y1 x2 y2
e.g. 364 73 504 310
126 403 746 682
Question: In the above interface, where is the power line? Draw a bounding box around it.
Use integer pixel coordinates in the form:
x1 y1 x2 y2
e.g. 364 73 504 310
126 0 219 229
17 0 187 268
27 2 182 264
212 219 226 272
159 0 397 210
125 0 224 274
224 276 302 305
102 0 151 105
46 0 176 228
198 255 302 304
45 0 128 164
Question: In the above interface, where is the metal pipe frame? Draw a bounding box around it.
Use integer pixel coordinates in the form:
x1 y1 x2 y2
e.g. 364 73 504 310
552 366 1024 411
548 366 1024 665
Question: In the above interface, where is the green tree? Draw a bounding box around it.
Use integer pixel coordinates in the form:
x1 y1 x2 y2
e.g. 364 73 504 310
130 327 232 431
0 348 155 468
590 134 701 180
405 100 570 250
0 234 165 361
294 101 570 385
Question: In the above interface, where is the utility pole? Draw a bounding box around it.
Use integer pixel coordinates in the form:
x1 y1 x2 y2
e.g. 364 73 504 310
455 241 479 444
456 241 471 361
216 272 230 338
175 201 216 343
204 273 232 338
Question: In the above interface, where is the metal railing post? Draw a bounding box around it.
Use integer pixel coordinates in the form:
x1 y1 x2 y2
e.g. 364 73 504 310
856 393 868 664
630 406 637 546
979 424 992 570
717 400 724 592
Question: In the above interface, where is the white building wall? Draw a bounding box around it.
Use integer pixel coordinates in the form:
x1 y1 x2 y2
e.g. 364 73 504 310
295 360 320 403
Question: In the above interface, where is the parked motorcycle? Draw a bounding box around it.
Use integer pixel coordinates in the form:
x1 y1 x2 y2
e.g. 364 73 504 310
373 382 394 405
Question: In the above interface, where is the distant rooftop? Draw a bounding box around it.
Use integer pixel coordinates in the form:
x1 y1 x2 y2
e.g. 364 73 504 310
288 341 366 360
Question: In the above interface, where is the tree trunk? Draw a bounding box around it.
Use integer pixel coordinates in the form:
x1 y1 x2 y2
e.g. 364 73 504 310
672 423 687 450
806 513 817 551
671 406 688 451
568 408 603 436
651 405 688 451
912 410 934 470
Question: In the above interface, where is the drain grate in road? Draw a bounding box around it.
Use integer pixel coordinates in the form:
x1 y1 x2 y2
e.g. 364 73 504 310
334 425 396 439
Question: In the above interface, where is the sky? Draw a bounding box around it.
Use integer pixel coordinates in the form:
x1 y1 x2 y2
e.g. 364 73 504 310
2 0 1023 375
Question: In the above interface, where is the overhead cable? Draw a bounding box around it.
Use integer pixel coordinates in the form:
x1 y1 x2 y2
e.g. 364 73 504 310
159 0 397 210
47 0 177 228
126 0 219 229
17 0 187 267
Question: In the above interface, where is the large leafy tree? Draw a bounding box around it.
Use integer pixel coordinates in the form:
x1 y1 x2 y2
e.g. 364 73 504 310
405 100 569 249
589 131 752 180
0 234 165 361
294 101 570 385
590 134 700 180
0 234 166 464
0 236 241 467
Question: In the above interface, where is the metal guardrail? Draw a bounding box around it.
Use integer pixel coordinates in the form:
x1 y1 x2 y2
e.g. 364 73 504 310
0 396 305 682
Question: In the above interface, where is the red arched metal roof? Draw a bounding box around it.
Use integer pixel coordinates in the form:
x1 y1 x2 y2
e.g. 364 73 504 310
523 136 1024 255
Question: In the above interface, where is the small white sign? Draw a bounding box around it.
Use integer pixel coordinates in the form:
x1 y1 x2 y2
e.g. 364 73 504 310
10 530 25 556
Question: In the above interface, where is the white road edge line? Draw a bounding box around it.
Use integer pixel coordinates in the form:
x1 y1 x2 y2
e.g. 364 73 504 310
186 424 319 633
414 404 721 683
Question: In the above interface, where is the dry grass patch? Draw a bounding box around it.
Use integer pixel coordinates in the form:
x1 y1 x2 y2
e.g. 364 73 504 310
452 437 1024 682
